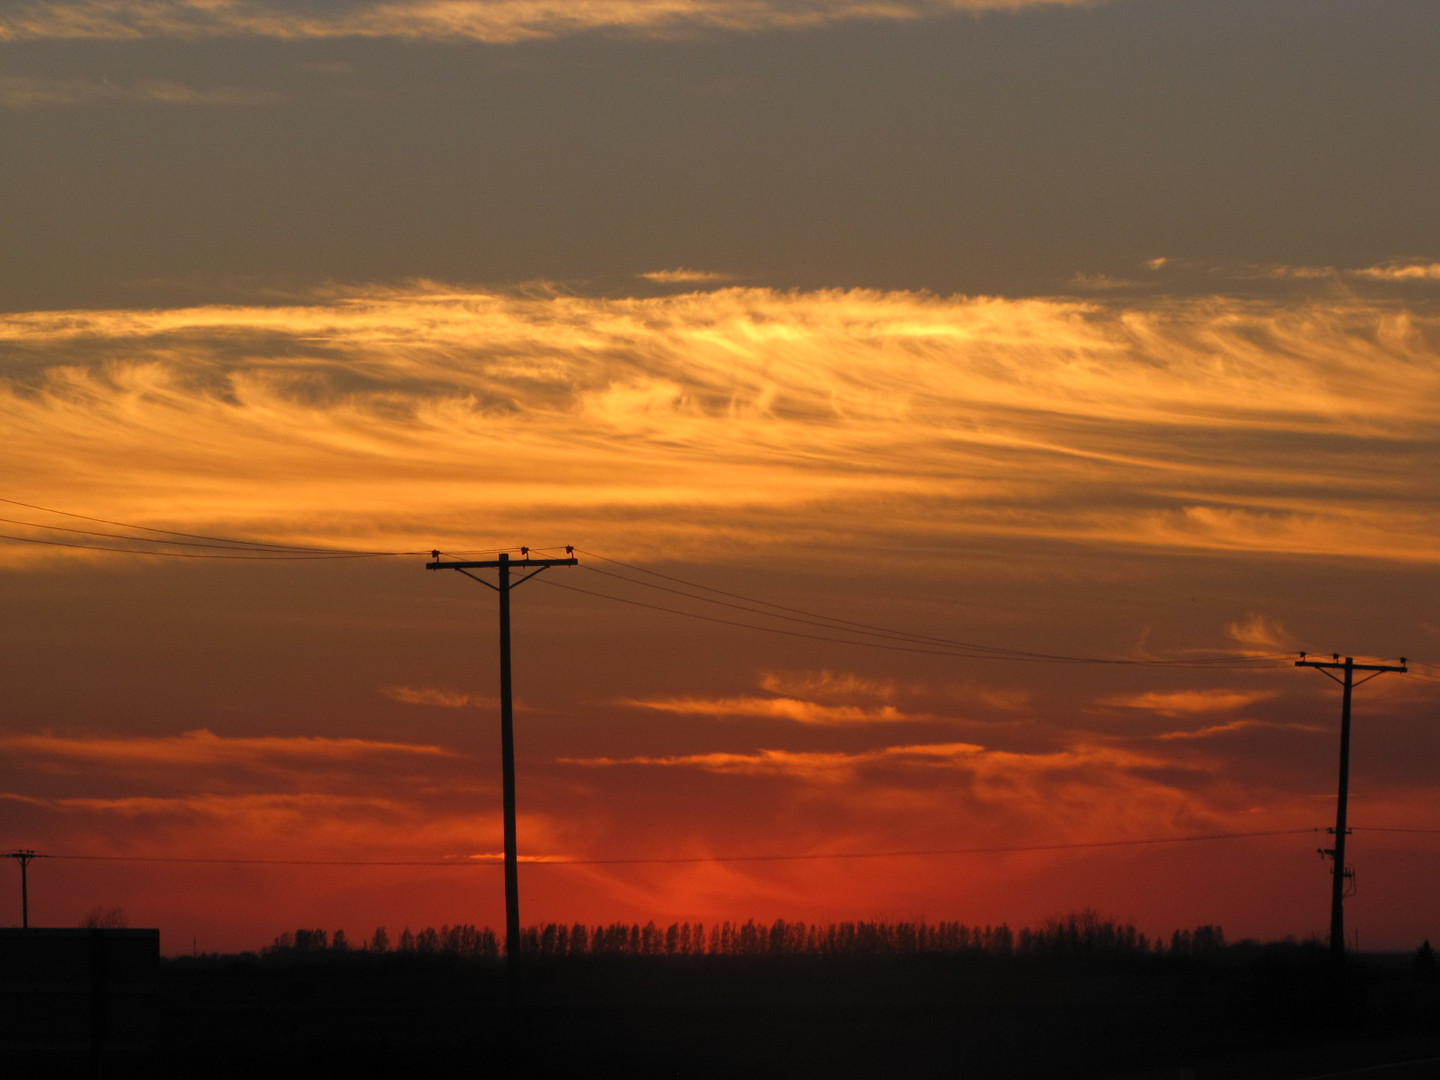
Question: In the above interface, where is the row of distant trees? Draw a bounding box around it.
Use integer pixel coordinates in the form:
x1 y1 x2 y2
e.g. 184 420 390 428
266 911 1226 960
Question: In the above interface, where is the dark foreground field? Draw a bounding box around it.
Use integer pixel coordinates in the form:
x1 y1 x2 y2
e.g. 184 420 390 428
24 946 1440 1079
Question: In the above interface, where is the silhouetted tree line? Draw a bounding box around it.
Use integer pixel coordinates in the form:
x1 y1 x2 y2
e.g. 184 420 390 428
264 910 1225 961
268 925 502 958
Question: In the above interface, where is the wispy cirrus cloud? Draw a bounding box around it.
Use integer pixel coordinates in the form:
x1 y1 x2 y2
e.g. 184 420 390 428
383 686 497 709
0 728 454 765
1257 259 1440 285
1353 261 1440 283
0 0 1104 44
1225 614 1296 653
640 268 737 285
8 790 409 819
1143 256 1440 290
1152 719 1321 742
759 670 895 701
561 741 1061 786
0 789 575 864
3 282 1439 572
1098 689 1277 717
564 739 1173 788
559 738 1231 844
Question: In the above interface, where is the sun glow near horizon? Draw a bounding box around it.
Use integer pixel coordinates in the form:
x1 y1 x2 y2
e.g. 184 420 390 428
3 273 1438 951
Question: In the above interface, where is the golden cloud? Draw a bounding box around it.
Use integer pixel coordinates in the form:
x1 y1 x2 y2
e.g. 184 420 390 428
0 0 1104 44
1098 689 1277 716
640 268 736 284
623 694 914 724
1354 261 1440 283
3 283 1439 572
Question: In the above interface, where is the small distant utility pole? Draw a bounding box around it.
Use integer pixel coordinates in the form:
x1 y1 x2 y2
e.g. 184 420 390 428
4 850 40 928
1295 653 1406 964
427 547 576 1001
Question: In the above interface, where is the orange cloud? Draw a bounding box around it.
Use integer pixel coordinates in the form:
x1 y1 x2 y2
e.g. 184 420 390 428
563 739 1161 783
383 686 497 709
622 695 915 725
1099 689 1277 716
557 737 1236 859
4 283 1439 573
1225 614 1296 653
0 729 455 765
759 670 896 701
1154 720 1322 742
4 786 577 865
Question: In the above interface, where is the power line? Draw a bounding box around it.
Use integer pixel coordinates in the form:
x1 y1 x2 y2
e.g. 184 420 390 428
4 501 1431 677
519 829 1318 865
19 826 1431 870
578 562 1053 657
0 497 425 558
538 574 1291 670
0 532 399 560
32 828 1316 869
33 829 1440 869
0 497 375 552
577 550 1282 667
0 516 380 554
570 549 1294 670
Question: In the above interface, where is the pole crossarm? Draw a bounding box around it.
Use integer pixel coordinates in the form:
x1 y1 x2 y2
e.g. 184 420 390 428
427 549 577 575
428 559 578 569
1295 653 1406 965
1295 654 1407 677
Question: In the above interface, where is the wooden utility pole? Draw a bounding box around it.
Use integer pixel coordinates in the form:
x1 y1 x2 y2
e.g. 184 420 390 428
1295 653 1406 964
427 548 576 1001
4 850 39 928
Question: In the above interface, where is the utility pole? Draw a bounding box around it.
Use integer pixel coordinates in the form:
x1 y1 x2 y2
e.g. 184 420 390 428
427 547 576 1001
4 850 40 928
1295 653 1406 965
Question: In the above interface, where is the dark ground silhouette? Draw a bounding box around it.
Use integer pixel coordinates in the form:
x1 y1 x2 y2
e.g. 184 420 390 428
12 920 1440 1079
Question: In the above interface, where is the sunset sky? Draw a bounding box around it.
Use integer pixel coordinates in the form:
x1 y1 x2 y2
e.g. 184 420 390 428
3 0 1439 955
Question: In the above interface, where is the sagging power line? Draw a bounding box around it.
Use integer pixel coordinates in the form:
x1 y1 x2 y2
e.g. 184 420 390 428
540 557 1293 671
19 827 1323 868
0 497 425 559
3 498 1432 677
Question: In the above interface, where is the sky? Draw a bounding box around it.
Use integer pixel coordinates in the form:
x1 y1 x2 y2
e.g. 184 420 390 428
2 0 1439 955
